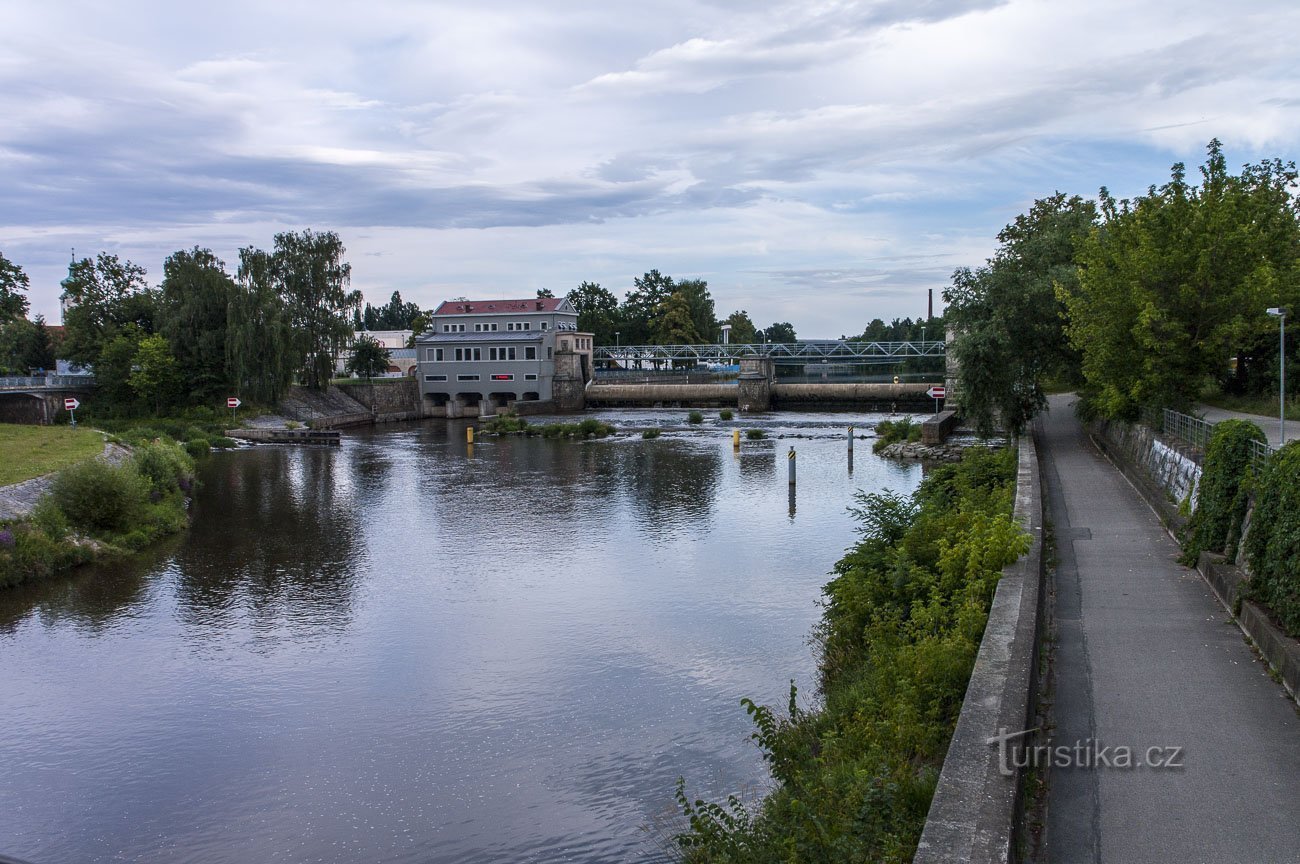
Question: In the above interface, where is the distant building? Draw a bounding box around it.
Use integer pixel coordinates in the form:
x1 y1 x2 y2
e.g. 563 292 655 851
414 297 593 415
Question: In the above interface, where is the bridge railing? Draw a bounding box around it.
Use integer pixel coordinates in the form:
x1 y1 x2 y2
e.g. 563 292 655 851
1149 407 1276 464
0 374 96 390
595 340 946 365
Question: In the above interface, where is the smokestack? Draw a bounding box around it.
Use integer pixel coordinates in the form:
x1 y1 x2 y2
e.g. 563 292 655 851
927 288 933 321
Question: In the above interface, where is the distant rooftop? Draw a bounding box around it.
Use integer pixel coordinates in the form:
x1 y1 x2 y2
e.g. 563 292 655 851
432 298 573 316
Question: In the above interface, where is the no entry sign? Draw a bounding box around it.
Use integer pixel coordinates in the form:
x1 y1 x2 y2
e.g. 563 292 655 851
927 386 946 399
64 397 80 411
227 397 242 409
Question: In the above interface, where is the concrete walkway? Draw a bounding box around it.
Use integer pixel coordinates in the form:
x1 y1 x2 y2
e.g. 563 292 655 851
1196 403 1296 449
1041 395 1300 864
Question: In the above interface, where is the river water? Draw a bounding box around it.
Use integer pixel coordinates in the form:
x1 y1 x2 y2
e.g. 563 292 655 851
0 410 922 864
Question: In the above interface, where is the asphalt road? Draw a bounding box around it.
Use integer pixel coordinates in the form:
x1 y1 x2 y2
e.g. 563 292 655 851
1040 395 1300 864
1196 403 1297 449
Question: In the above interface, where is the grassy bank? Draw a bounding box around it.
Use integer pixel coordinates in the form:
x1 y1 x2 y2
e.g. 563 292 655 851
0 424 106 486
675 447 1027 862
0 440 196 589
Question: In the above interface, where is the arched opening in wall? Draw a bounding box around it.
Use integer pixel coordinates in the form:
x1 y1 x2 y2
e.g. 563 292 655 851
520 392 540 401
0 392 53 425
425 393 449 407
456 392 482 408
488 392 516 409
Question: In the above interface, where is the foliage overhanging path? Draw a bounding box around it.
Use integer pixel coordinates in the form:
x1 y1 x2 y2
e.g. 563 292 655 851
1039 394 1300 862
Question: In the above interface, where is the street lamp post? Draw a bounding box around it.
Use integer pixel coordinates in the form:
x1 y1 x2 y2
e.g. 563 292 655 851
1267 307 1286 445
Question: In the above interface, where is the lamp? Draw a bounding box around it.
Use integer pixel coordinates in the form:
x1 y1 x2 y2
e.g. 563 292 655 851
1266 307 1286 445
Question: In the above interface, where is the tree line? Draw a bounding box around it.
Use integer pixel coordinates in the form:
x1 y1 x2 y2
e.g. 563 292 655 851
946 139 1300 435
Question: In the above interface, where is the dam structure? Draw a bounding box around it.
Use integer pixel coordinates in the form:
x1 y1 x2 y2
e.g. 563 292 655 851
587 339 950 412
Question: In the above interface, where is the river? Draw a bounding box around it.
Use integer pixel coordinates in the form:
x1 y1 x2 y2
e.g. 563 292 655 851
0 410 922 863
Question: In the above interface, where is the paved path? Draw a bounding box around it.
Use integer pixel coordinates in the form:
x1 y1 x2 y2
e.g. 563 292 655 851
1196 403 1296 449
1041 395 1300 864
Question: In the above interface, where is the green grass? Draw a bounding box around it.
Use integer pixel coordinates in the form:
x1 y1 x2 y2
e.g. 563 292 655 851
0 424 105 486
1200 389 1300 421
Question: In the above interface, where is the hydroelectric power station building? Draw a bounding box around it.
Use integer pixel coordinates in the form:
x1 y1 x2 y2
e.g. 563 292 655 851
414 297 594 416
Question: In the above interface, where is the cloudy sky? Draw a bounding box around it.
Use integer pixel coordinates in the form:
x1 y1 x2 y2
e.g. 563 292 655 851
3 0 1298 338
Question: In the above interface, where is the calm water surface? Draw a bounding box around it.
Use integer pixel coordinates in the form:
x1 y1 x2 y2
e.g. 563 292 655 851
0 410 922 863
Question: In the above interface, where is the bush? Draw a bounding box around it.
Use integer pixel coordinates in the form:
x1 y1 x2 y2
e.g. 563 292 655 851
873 417 918 452
719 409 734 421
49 460 151 535
185 438 211 459
1183 419 1264 561
0 523 92 589
132 440 196 494
211 436 237 449
688 411 704 424
642 428 662 439
745 428 766 440
1244 441 1300 636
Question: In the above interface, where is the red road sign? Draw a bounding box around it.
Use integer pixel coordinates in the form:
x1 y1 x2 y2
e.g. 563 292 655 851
64 397 80 411
927 386 946 399
227 397 242 409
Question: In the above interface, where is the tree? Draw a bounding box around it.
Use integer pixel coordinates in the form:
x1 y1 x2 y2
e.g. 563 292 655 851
60 252 153 367
0 251 30 323
346 334 391 379
228 246 294 405
130 334 182 414
1064 141 1300 419
567 280 621 345
675 278 718 343
621 270 676 344
723 310 758 345
94 329 145 411
159 247 236 403
272 230 361 390
536 288 555 298
654 290 703 345
764 322 797 343
0 315 55 374
946 192 1097 435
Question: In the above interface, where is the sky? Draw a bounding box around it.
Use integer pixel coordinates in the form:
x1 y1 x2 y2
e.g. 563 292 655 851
2 0 1299 339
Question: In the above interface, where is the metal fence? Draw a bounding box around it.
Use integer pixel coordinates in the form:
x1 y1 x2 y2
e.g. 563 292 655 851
1151 407 1277 464
0 374 96 390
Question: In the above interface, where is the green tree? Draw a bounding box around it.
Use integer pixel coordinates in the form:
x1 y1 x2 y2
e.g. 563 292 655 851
60 252 153 367
675 278 718 343
1065 141 1300 418
228 246 293 404
94 328 144 411
129 333 182 414
158 247 236 403
654 290 702 345
272 230 361 390
0 316 55 374
723 310 758 344
946 192 1097 435
764 322 797 343
567 280 621 345
0 251 31 323
536 287 555 299
346 334 391 380
621 270 675 344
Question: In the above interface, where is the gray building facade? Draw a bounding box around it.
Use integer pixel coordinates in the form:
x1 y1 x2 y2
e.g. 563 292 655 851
414 297 593 415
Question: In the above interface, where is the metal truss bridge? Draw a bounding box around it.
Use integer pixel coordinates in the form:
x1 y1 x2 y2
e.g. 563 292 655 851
594 340 945 366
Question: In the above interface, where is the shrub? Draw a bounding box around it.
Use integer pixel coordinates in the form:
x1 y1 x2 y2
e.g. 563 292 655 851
642 428 662 439
211 436 237 449
0 523 91 589
1183 419 1265 562
49 460 150 535
745 428 766 440
185 438 211 459
133 440 196 494
483 416 528 435
719 409 734 421
1244 441 1300 636
688 411 704 424
285 420 302 430
873 417 918 452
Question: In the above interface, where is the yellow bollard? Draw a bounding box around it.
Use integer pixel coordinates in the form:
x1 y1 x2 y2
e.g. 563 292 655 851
733 429 740 449
467 426 474 444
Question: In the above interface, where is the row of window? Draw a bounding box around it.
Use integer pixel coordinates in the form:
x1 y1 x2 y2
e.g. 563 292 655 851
442 321 555 333
424 374 539 382
427 347 550 362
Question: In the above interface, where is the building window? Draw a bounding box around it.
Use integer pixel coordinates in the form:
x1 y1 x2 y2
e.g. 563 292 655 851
436 349 444 361
424 374 447 382
524 374 537 381
454 348 463 361
547 347 552 359
443 324 450 332
522 322 530 331
507 346 516 360
457 374 479 381
540 322 548 331
525 346 536 360
490 323 498 331
473 348 481 361
506 322 514 331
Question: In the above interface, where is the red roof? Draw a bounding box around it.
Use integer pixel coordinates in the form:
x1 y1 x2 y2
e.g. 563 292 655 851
433 298 567 315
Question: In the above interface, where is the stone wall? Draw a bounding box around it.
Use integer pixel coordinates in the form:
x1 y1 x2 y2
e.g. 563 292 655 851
333 379 436 423
1091 418 1202 513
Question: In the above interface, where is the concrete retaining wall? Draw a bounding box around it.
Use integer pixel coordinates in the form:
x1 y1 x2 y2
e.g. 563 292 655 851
1090 419 1202 525
915 431 1044 864
334 378 436 423
922 409 959 444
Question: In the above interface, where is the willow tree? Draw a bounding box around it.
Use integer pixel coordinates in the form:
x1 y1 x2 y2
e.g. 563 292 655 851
228 247 293 405
159 247 237 402
273 230 361 390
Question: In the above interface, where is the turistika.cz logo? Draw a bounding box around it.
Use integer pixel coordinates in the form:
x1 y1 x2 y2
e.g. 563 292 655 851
987 727 1185 776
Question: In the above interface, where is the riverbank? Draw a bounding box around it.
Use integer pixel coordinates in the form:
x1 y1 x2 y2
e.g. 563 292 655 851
0 438 196 589
674 445 1027 862
0 423 107 486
